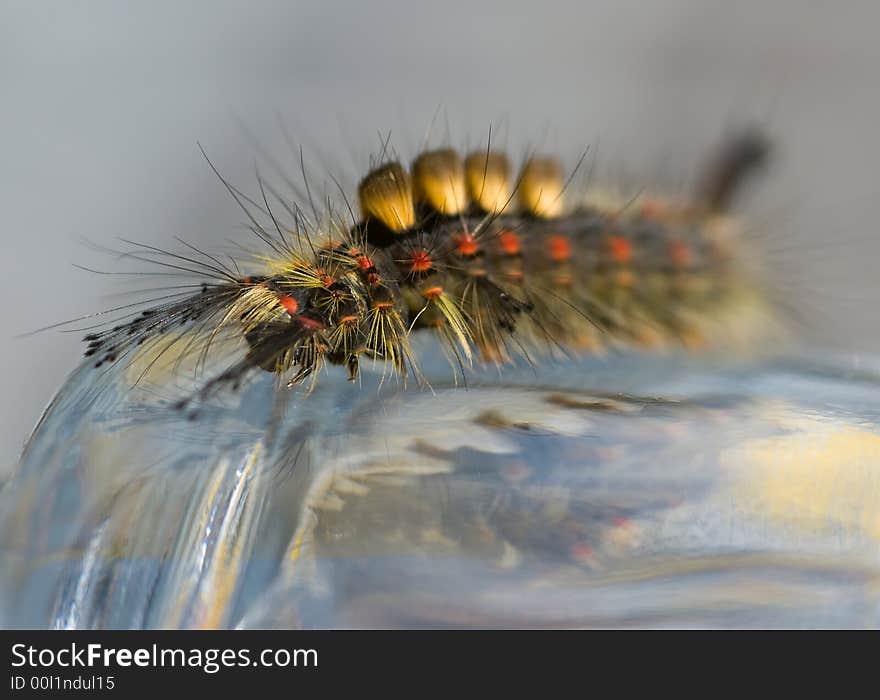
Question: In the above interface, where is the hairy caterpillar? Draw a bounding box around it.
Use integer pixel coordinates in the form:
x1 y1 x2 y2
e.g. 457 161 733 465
76 128 773 409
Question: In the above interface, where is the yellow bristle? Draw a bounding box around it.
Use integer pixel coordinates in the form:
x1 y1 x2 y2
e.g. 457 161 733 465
411 149 468 216
225 286 288 335
518 156 564 218
464 151 512 214
365 303 413 377
429 290 473 364
357 162 415 232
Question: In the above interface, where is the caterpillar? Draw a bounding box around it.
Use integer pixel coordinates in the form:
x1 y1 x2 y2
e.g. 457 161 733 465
76 128 773 409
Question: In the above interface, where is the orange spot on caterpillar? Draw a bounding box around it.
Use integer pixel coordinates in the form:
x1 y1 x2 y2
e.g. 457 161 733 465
498 230 521 256
547 235 571 262
278 295 299 316
373 301 394 310
607 235 632 264
422 286 444 300
339 315 359 325
455 232 479 256
355 254 374 271
668 240 693 268
409 248 432 272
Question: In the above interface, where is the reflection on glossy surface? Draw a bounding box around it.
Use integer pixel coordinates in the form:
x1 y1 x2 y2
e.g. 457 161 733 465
1 349 879 628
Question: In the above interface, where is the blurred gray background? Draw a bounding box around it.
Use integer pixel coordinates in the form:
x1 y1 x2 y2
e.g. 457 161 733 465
2 0 879 475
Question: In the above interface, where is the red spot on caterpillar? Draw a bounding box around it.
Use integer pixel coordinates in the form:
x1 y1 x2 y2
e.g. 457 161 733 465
409 248 432 273
668 240 693 269
455 232 479 256
356 255 374 272
422 286 444 300
318 271 334 287
278 295 299 316
607 235 632 264
366 272 381 286
547 235 571 262
296 315 324 332
498 230 521 256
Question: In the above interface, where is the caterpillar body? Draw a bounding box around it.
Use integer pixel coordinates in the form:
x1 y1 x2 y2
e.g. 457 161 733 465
79 130 772 407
